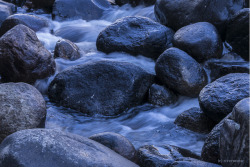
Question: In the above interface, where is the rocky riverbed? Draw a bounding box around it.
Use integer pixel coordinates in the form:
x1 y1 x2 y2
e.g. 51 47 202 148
0 0 249 167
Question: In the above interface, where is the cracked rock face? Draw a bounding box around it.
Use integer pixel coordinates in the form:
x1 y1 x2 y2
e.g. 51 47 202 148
0 82 46 143
0 129 139 167
219 98 249 167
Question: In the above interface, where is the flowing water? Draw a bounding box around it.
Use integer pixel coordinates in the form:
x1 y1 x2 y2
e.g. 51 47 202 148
19 4 208 154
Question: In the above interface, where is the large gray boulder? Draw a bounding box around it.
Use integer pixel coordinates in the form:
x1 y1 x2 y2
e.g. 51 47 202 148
0 129 139 167
0 14 49 37
199 73 249 123
97 16 174 59
154 0 244 37
173 22 223 63
0 83 46 143
48 60 154 116
52 0 111 21
155 47 208 97
219 98 249 167
0 24 56 83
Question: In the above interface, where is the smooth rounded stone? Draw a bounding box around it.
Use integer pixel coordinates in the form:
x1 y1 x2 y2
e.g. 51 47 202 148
0 24 55 83
96 16 174 59
89 132 136 161
48 60 154 116
173 22 223 63
205 59 250 81
54 39 81 60
201 114 232 164
0 14 49 37
155 47 208 97
154 0 244 37
174 107 216 134
0 0 16 12
0 3 12 27
0 129 139 167
52 0 111 21
226 8 249 61
0 83 46 143
219 98 249 167
148 84 177 106
199 73 249 123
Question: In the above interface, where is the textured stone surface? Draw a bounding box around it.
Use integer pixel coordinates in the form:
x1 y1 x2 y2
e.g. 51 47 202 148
199 73 249 123
0 83 46 143
0 129 139 167
89 132 136 161
54 39 81 60
48 60 154 116
155 47 208 97
97 16 174 59
0 24 55 83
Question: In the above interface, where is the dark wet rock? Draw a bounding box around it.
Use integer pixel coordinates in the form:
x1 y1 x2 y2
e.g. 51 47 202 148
97 16 174 59
199 73 249 123
0 129 139 167
54 39 80 60
155 47 208 97
0 24 55 83
0 83 46 143
201 114 233 164
2 0 25 6
0 3 12 27
175 107 216 134
173 22 223 63
0 0 16 12
29 0 55 11
137 145 220 167
226 8 249 61
0 14 49 37
148 84 177 106
205 59 250 81
52 0 111 21
154 0 244 37
48 60 154 116
244 0 249 7
130 0 156 7
220 98 249 167
114 0 129 6
89 132 136 162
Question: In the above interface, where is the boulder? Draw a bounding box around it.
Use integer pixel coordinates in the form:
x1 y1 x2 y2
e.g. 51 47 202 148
199 73 249 123
148 83 177 106
173 22 223 63
174 107 216 133
114 0 129 6
226 8 249 61
0 24 55 83
0 83 46 143
97 16 174 59
0 14 49 37
29 0 55 11
155 47 208 97
154 0 244 37
54 39 81 60
48 60 154 116
129 0 156 6
219 98 249 167
0 3 12 27
0 129 139 167
89 132 136 161
52 0 111 21
205 59 250 81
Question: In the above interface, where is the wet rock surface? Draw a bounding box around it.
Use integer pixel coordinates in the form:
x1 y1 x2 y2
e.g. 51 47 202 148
54 39 81 60
199 73 249 123
226 8 249 61
0 14 49 37
97 16 174 59
175 107 216 134
48 60 154 116
52 0 112 21
219 98 249 167
173 22 223 63
0 2 12 27
0 83 46 143
155 47 208 97
0 129 139 167
89 132 136 161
